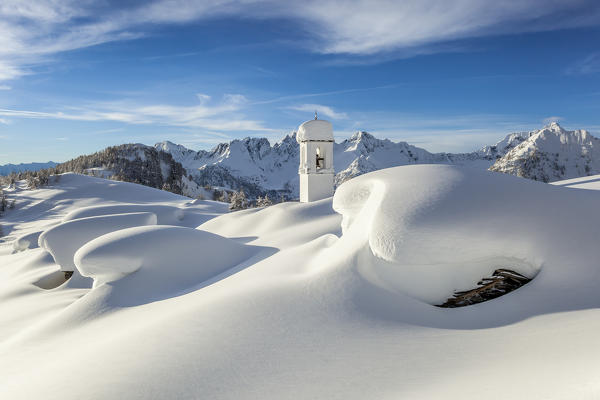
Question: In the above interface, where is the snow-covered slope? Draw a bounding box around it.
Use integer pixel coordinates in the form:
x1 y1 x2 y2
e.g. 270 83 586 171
0 173 227 253
2 168 600 399
490 122 600 182
551 173 600 190
0 161 58 175
50 143 204 197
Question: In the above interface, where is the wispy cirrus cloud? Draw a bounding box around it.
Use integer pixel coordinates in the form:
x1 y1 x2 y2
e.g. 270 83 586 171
253 85 400 105
288 104 348 120
566 53 600 75
1 0 599 83
0 93 276 132
297 1 600 56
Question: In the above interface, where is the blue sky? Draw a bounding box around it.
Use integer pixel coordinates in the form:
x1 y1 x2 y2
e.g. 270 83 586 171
0 0 599 164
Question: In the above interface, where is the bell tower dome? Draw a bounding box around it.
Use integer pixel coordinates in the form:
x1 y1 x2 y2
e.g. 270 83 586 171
296 115 334 202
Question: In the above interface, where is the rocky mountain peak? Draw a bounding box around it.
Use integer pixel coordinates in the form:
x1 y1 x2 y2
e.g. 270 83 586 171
490 124 600 182
543 121 564 133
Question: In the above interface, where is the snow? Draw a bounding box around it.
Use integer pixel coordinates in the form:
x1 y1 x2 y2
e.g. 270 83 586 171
156 130 508 198
83 167 114 178
64 204 182 224
333 165 548 304
151 122 599 199
62 199 227 227
75 225 259 293
490 122 600 182
13 230 43 252
551 173 600 190
296 119 334 142
39 212 157 271
477 130 530 158
200 196 341 249
2 168 600 399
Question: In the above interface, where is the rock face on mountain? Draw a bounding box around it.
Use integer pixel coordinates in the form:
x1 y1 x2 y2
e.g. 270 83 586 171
156 135 298 199
477 131 532 159
490 122 600 182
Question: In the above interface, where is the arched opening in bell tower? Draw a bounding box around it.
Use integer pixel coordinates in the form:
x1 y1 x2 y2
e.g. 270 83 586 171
316 146 325 170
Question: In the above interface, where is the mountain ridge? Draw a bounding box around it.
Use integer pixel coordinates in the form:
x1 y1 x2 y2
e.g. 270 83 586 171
9 122 596 198
0 161 59 176
154 129 514 197
490 122 600 182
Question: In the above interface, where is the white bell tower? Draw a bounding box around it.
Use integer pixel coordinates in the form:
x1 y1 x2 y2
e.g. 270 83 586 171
297 114 334 202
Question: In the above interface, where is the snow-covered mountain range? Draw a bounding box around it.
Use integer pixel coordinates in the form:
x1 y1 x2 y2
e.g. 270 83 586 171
153 124 561 197
0 161 58 176
28 122 596 198
153 131 504 198
490 122 600 182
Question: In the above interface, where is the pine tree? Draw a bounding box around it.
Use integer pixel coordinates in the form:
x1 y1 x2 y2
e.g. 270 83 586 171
26 174 36 189
213 189 227 202
0 189 7 212
263 194 273 207
229 189 248 211
256 194 273 208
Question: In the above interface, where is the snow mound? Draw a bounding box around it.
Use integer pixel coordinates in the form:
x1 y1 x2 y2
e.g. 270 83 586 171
63 204 184 224
74 225 258 300
39 212 157 271
13 231 43 252
62 201 228 228
332 165 573 303
199 197 341 249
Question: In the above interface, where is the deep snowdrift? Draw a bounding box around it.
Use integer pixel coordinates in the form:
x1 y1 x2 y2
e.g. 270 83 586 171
332 165 550 304
39 212 158 271
75 225 260 298
1 169 600 399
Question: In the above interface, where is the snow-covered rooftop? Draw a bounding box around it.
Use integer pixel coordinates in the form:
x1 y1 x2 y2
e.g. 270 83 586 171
296 119 334 142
